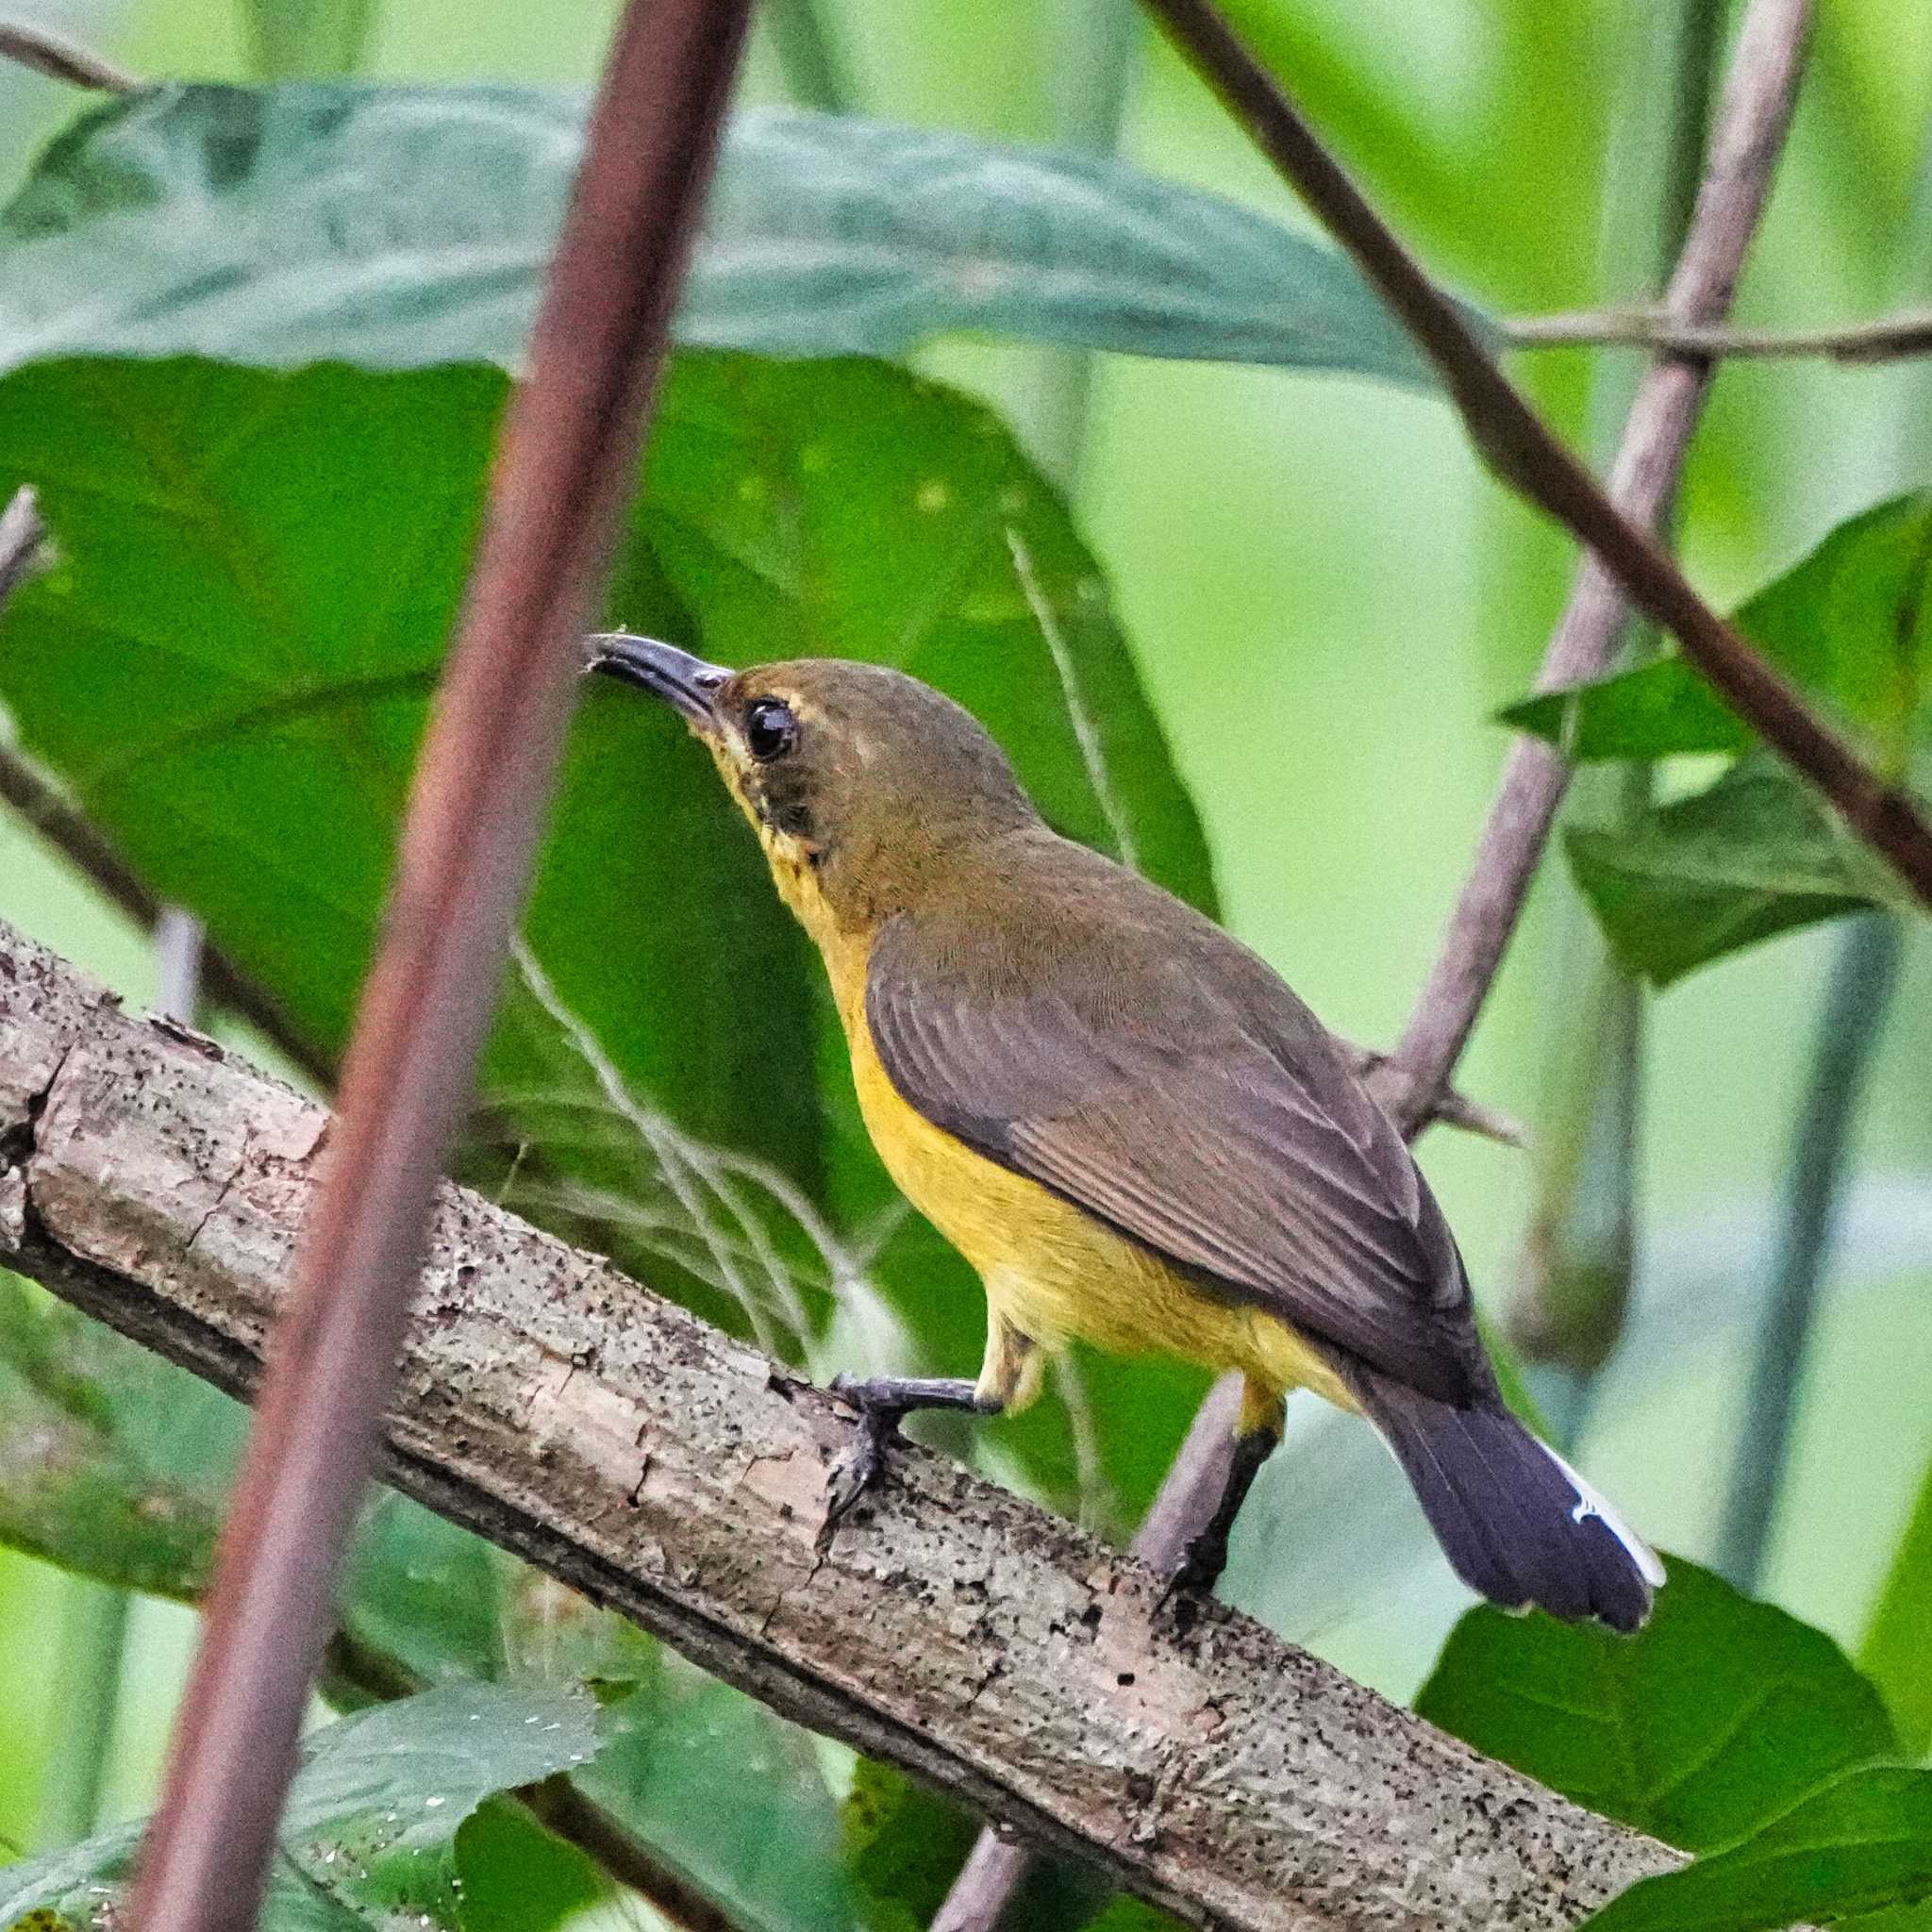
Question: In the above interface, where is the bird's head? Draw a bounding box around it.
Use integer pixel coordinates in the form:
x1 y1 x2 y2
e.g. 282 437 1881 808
588 636 1041 943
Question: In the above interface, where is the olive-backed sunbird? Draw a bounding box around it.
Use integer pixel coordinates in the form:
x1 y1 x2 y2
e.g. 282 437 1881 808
591 637 1662 1631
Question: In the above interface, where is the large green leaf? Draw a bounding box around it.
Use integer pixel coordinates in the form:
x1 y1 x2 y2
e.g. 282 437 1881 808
1579 1766 1932 1932
0 85 1454 384
0 347 1216 1517
1564 756 1912 987
1415 1560 1898 1854
1504 494 1932 766
1862 1445 1932 1760
0 1683 599 1931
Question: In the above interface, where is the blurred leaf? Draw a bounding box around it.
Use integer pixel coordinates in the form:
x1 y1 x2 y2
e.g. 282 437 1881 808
1564 756 1911 987
576 1649 862 1932
1504 494 1932 765
340 1492 511 1689
842 1758 977 1932
841 1759 1107 1932
0 86 1469 385
1861 1445 1932 1759
1416 1559 1897 1853
0 1683 598 1931
0 1274 227 1599
451 1799 608 1932
1579 1766 1932 1932
243 0 379 77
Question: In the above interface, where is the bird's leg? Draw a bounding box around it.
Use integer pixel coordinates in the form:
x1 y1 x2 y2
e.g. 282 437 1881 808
1163 1380 1285 1601
824 1376 997 1526
823 1317 1035 1531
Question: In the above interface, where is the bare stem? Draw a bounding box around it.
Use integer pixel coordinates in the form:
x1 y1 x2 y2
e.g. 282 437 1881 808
0 20 139 92
1507 305 1932 362
1715 913 1903 1593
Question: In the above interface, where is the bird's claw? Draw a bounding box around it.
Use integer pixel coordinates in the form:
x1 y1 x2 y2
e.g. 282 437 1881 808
821 1380 905 1540
1157 1525 1229 1611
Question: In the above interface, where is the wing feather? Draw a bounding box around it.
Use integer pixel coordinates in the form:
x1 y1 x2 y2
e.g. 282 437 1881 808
865 904 1488 1404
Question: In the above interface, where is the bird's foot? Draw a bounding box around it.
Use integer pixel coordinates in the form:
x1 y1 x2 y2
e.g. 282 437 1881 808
820 1374 991 1543
1158 1524 1232 1608
824 1379 907 1531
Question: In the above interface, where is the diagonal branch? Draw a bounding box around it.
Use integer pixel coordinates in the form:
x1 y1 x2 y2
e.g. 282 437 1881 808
124 5 756 1929
1138 0 1932 925
0 914 1681 1932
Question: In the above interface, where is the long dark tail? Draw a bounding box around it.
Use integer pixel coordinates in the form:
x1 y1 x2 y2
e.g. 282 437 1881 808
1352 1369 1663 1632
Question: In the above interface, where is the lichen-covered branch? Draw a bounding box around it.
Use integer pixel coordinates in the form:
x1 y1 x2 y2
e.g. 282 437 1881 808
0 916 1675 1932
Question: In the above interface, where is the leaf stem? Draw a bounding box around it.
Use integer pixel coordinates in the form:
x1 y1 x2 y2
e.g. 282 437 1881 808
1715 913 1903 1595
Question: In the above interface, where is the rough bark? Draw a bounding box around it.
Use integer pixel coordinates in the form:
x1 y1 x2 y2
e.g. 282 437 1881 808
0 918 1678 1932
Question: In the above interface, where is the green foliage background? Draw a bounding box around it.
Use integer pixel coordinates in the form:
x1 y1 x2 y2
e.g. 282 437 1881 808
2 0 1931 1927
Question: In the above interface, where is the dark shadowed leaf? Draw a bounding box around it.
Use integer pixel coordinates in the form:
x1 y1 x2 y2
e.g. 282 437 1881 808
1579 1766 1932 1932
452 1800 608 1932
1416 1559 1897 1855
1563 756 1911 986
1503 493 1932 765
0 86 1461 384
0 1683 598 1931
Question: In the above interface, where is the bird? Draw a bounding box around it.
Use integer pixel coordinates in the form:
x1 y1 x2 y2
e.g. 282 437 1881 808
588 635 1663 1631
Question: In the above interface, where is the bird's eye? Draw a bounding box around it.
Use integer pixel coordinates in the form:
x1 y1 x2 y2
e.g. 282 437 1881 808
743 697 799 762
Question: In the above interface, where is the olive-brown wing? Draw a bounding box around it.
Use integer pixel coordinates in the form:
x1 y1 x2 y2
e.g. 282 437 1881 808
864 911 1489 1404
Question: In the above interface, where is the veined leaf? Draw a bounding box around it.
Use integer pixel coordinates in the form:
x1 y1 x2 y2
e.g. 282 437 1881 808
1580 1765 1932 1932
1564 755 1912 987
0 1683 599 1931
1416 1559 1897 1854
1861 1444 1932 1760
0 86 1464 384
1504 493 1932 767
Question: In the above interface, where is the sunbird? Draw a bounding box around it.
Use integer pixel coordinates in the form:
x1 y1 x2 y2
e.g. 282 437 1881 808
591 638 1662 1630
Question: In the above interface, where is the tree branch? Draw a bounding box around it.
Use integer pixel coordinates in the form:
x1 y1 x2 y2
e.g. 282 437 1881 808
0 19 138 92
1507 305 1932 362
0 916 1680 1932
1138 0 1932 926
1373 0 1816 1125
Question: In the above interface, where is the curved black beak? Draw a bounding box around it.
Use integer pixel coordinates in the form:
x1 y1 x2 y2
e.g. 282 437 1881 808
585 634 729 726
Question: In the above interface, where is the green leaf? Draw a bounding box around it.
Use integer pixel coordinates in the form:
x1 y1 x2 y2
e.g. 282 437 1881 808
1861 1445 1932 1759
1580 1766 1932 1932
451 1800 608 1932
1416 1559 1898 1854
1503 493 1932 766
0 1274 229 1598
0 85 1463 384
1564 756 1911 986
576 1650 862 1932
0 1683 599 1930
242 0 380 78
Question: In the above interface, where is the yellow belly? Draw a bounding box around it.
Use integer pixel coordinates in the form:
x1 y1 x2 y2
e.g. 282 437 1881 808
843 990 1356 1423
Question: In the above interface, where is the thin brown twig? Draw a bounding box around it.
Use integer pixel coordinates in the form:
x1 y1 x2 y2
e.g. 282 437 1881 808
1508 303 1932 362
0 18 139 92
936 1 1813 1924
124 5 755 1930
1140 0 1932 922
